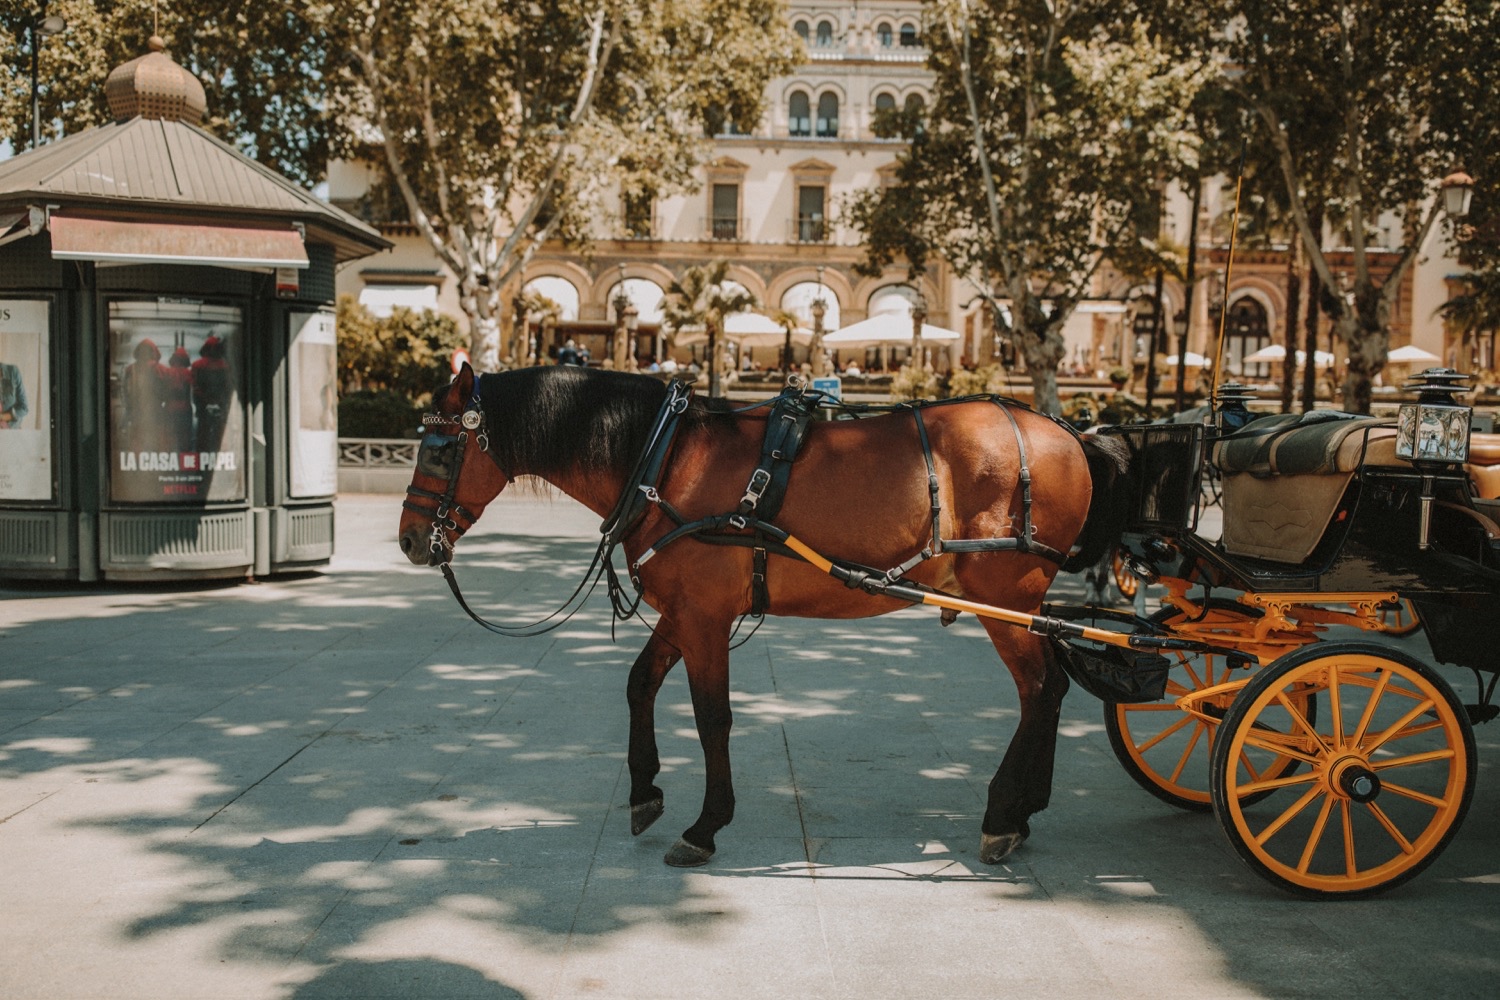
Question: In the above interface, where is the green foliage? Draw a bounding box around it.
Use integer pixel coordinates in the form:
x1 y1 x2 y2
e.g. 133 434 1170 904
0 1 332 185
849 2 1211 415
337 389 423 439
333 0 796 366
335 294 465 404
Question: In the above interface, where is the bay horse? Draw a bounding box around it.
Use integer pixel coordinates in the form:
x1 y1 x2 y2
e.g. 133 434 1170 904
398 364 1126 867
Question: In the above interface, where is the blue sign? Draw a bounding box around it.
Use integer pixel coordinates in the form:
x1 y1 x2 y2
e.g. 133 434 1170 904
811 376 842 402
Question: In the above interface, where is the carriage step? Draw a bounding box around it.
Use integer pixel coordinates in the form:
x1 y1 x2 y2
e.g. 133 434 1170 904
1466 703 1499 725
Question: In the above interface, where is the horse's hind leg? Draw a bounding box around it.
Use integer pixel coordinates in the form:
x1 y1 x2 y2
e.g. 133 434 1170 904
626 632 681 836
976 622 1070 864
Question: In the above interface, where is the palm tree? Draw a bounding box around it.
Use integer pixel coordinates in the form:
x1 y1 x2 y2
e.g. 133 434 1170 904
661 261 756 397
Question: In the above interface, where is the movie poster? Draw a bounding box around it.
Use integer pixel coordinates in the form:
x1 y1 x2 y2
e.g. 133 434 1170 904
108 299 245 503
288 310 339 497
0 300 52 500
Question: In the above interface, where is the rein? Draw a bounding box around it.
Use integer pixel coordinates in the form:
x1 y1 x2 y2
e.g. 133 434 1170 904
428 378 694 638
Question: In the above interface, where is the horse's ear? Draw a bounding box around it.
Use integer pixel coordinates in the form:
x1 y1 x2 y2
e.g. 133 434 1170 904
455 361 476 405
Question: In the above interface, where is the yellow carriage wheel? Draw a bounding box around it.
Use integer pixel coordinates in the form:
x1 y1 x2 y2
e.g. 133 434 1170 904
1104 601 1312 811
1110 548 1140 601
1209 643 1475 898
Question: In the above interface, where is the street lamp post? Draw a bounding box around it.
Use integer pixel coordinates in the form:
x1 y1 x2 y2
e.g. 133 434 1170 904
29 5 68 150
623 302 639 372
1172 308 1190 413
810 265 827 376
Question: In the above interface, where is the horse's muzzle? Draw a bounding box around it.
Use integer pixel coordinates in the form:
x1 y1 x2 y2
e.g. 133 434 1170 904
399 527 442 566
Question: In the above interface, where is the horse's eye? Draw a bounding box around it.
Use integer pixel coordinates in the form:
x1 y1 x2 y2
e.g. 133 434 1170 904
417 434 459 478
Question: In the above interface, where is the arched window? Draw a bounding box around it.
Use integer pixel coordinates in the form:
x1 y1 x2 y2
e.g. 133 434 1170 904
874 92 896 113
788 91 811 137
876 22 893 48
816 20 834 47
793 20 809 43
816 92 839 138
899 24 919 47
904 93 926 114
1220 297 1272 378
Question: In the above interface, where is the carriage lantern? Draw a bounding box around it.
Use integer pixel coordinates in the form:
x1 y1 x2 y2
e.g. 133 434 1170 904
1213 381 1257 435
1396 367 1472 467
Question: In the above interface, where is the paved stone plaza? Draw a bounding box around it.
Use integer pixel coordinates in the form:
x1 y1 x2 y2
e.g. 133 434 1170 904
2 493 1496 999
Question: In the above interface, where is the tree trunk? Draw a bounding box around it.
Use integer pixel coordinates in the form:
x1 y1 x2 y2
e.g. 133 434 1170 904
1337 284 1389 414
1301 264 1321 412
1281 249 1300 414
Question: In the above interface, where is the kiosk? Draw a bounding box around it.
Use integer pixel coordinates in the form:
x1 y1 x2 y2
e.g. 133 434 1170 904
0 36 389 580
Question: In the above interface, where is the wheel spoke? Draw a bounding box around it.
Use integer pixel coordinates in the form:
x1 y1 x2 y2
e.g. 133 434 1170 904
1326 664 1345 750
1364 801 1417 856
1298 794 1338 874
1371 747 1456 771
1252 784 1323 845
1239 727 1322 766
1342 800 1357 877
1237 769 1320 796
1349 667 1392 747
1137 713 1196 753
1276 689 1329 753
1378 781 1450 809
1366 699 1438 755
1168 722 1205 784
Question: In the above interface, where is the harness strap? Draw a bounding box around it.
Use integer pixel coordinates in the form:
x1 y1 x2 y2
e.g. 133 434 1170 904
733 383 818 527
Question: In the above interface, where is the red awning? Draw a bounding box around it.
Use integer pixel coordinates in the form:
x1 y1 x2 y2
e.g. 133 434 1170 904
48 214 308 269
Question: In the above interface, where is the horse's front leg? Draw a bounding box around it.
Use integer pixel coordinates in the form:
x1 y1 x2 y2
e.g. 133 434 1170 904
662 633 735 868
626 631 681 835
977 623 1070 865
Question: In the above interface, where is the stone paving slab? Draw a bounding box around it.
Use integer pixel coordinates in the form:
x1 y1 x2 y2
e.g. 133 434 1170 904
0 492 1496 1000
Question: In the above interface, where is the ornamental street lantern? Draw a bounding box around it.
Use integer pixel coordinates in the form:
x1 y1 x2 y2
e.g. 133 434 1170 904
1441 171 1475 219
1396 368 1473 468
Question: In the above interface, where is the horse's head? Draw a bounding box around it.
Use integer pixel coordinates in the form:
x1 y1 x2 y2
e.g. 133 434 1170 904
398 363 510 566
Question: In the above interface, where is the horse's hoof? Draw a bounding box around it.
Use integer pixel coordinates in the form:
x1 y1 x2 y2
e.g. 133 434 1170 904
664 838 714 868
630 797 665 836
979 831 1025 865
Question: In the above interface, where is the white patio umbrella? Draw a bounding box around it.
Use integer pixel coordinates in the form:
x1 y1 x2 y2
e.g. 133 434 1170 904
1386 344 1442 364
1163 352 1212 367
820 312 961 348
1242 344 1336 366
674 312 813 348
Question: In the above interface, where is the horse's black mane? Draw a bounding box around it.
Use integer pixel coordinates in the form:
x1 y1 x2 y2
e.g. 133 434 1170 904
477 366 727 479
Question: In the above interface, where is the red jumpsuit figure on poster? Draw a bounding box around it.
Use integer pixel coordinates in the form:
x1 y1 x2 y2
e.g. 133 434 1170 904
191 336 231 453
163 346 195 452
122 338 171 451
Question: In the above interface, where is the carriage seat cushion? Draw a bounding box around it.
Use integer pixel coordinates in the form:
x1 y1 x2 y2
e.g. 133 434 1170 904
1213 411 1398 477
1215 412 1401 565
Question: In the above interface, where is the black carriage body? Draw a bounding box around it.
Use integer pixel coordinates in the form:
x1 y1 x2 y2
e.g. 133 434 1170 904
1104 421 1500 674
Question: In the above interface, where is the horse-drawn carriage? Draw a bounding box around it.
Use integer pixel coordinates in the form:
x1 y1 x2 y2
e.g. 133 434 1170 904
399 362 1496 898
1064 370 1500 898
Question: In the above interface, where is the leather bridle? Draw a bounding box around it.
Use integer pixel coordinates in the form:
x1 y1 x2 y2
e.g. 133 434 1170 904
402 393 499 563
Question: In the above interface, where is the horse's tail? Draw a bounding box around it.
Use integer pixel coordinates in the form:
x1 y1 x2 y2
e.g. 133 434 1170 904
1061 432 1133 573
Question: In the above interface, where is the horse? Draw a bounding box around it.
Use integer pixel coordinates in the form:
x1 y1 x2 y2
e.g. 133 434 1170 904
398 363 1127 867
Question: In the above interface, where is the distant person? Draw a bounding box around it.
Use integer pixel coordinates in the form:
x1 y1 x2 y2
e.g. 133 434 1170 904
0 360 27 429
844 361 861 377
577 343 592 366
556 339 582 365
660 357 678 373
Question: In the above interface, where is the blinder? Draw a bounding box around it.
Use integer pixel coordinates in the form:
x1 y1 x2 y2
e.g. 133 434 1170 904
403 393 495 560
